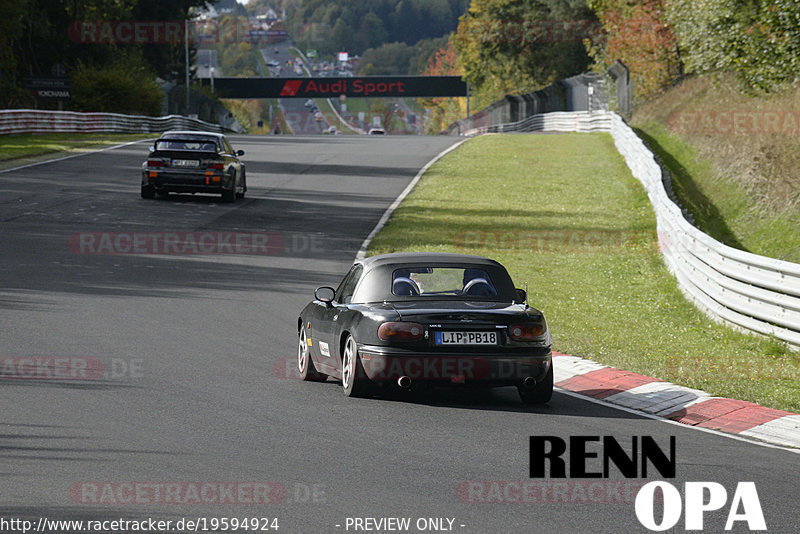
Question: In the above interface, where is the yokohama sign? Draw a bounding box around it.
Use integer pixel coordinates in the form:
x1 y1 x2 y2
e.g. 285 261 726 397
205 76 468 98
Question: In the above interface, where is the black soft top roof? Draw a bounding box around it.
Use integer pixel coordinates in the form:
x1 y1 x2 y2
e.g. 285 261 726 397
359 252 503 269
353 252 517 303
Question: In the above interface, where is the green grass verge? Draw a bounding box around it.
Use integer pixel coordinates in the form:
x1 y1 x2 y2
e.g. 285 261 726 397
341 98 370 114
368 133 800 412
269 99 293 134
0 133 153 164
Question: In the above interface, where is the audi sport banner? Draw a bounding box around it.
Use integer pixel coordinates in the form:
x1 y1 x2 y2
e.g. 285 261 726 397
203 76 468 99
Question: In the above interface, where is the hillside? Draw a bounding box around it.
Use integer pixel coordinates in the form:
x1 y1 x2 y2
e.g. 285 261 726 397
632 75 800 263
285 0 469 56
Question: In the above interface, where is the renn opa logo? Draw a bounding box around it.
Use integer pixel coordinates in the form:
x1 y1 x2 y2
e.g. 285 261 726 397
530 436 766 531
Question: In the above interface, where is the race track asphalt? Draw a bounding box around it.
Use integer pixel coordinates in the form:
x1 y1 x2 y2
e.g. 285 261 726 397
0 134 798 533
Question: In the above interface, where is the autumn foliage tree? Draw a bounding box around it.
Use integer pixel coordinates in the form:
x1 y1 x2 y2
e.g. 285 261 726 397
417 39 466 134
453 0 596 107
586 0 680 99
667 0 800 92
2 0 209 110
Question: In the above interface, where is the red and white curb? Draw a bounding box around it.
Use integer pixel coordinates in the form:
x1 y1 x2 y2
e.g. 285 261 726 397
553 353 800 449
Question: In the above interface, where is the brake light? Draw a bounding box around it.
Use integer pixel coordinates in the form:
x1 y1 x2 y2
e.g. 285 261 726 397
204 160 224 170
147 159 167 167
378 322 424 341
510 323 546 341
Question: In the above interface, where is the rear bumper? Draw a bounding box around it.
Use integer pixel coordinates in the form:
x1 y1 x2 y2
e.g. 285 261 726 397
357 344 551 386
143 170 233 193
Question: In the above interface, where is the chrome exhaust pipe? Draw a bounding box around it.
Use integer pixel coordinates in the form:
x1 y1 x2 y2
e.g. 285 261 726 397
522 376 537 388
397 376 412 389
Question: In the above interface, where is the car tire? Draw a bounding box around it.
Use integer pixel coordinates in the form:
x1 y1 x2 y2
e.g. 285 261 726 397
155 189 170 200
221 185 236 203
141 184 155 199
298 329 326 382
341 334 370 397
237 169 246 199
518 364 553 405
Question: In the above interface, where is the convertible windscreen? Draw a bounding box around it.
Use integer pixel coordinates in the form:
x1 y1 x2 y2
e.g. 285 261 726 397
392 267 497 297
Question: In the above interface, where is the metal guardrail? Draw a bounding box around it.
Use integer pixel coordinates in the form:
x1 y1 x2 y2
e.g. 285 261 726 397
464 110 800 347
443 72 612 136
463 111 613 135
0 109 231 135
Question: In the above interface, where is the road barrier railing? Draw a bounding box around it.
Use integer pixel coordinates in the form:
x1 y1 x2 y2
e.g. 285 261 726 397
462 110 613 135
463 110 800 347
0 109 231 135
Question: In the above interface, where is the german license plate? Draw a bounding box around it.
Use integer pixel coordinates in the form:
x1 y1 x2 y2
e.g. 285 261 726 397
435 331 497 345
172 159 199 167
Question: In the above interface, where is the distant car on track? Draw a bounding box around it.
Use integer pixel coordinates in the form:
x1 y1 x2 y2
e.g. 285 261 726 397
141 131 246 202
296 252 553 404
367 127 386 135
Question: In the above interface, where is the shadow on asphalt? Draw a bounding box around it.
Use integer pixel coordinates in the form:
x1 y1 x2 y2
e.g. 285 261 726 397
0 193 375 303
303 378 643 419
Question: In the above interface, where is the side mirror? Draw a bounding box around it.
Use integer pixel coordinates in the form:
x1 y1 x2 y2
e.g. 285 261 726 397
148 145 155 152
515 288 527 303
315 286 336 306
236 149 245 156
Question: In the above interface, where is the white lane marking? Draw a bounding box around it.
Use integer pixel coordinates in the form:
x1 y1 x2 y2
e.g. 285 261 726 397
555 388 800 454
355 138 468 260
741 415 800 449
553 355 799 450
552 354 608 382
0 139 153 174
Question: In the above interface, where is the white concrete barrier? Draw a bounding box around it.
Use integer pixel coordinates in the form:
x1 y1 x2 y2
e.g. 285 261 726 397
467 110 800 347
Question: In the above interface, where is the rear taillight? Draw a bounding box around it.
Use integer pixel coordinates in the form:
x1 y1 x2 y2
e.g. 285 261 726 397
510 323 546 341
378 322 424 341
204 160 224 170
147 159 167 167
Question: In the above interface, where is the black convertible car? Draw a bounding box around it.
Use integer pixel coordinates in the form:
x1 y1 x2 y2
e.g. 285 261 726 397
296 252 553 404
141 131 246 202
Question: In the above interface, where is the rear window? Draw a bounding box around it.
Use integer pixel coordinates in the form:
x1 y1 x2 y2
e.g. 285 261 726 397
392 267 497 298
155 140 217 152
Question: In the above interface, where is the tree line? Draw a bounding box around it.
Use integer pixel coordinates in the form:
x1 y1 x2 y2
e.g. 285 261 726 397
0 0 212 113
285 0 469 56
422 0 800 130
3 0 796 119
586 0 800 97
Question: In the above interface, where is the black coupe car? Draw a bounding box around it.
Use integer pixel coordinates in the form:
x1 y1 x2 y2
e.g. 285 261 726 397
141 131 246 202
296 252 553 404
